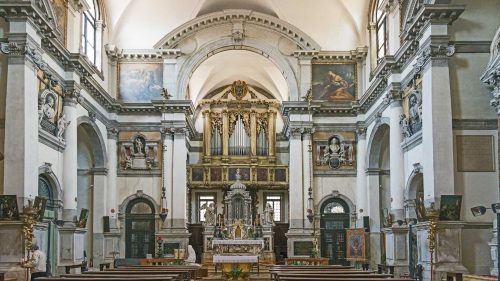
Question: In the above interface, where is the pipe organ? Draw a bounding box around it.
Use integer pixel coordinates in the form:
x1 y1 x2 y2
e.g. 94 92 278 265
200 80 279 163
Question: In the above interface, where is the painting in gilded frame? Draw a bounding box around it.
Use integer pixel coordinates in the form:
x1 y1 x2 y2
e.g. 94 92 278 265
346 228 366 261
118 63 163 102
439 195 462 221
312 62 357 101
0 195 19 220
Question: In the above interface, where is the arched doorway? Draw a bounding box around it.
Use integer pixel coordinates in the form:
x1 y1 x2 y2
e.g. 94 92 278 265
125 198 156 258
320 198 350 265
38 174 59 275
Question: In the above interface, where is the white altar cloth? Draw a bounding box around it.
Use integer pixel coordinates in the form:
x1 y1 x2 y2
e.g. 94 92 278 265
212 239 264 247
213 255 259 263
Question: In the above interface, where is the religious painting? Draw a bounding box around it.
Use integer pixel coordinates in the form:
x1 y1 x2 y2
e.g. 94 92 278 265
439 195 462 221
33 196 47 222
229 168 250 181
50 0 68 44
257 168 268 182
77 208 89 228
210 168 222 182
312 62 357 101
0 195 19 220
346 228 366 261
274 168 287 182
118 63 163 102
191 167 204 182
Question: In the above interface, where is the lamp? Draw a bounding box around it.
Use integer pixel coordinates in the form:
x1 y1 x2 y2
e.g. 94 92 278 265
307 187 314 223
159 187 168 222
471 204 500 281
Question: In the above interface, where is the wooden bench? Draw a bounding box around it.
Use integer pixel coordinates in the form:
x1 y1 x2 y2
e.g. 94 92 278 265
39 277 173 281
109 266 199 280
284 257 329 265
99 262 111 271
63 274 179 281
277 278 414 281
64 262 87 274
101 269 192 280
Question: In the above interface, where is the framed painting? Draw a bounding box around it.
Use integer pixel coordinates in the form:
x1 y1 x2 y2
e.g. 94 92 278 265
439 195 462 221
346 228 366 261
118 63 163 102
0 195 19 220
312 62 357 101
33 196 48 222
77 208 89 228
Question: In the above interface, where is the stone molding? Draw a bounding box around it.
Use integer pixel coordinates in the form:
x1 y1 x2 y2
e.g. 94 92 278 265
39 128 66 152
401 130 422 152
154 9 320 51
452 119 498 130
107 127 119 140
105 45 181 61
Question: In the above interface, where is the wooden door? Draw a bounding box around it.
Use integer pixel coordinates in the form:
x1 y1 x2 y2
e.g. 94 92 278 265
125 199 155 258
320 198 350 265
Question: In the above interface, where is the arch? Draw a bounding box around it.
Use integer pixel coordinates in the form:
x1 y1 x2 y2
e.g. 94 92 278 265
365 119 390 169
404 163 423 201
126 197 155 215
119 190 159 215
317 192 355 217
154 10 320 51
77 116 107 168
177 38 299 101
38 163 63 210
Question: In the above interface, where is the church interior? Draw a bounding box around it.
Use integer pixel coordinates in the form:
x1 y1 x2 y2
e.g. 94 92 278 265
0 0 499 280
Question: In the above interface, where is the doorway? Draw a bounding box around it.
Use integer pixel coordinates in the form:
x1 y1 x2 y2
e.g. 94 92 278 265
320 198 350 265
125 198 155 258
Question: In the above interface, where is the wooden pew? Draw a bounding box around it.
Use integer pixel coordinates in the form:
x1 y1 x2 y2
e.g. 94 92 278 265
106 266 198 280
38 277 173 281
277 278 413 281
63 274 179 281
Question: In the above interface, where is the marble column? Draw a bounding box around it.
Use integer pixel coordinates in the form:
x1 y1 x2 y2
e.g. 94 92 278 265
62 86 80 222
288 127 304 230
302 129 313 227
172 128 188 230
161 128 173 228
419 27 455 205
106 128 118 220
386 90 405 222
355 127 367 219
2 28 41 206
369 23 378 70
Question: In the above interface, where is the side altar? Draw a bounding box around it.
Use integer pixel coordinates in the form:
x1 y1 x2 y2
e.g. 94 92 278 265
202 170 275 266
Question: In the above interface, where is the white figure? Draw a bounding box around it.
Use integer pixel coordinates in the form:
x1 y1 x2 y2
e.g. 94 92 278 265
56 114 70 139
186 245 196 263
38 94 56 125
264 203 275 226
134 138 144 155
202 203 216 226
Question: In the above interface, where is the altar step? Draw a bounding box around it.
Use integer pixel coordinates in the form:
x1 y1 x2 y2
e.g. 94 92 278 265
202 263 271 274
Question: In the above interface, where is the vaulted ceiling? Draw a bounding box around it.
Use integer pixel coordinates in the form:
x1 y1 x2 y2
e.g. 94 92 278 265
102 0 370 103
103 0 370 51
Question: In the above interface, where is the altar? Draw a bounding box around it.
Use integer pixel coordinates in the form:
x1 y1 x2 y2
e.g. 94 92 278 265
201 170 275 266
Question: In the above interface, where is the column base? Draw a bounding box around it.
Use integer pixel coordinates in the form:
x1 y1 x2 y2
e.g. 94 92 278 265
103 232 121 263
285 229 315 258
382 226 409 277
416 221 468 281
62 209 78 224
0 220 26 281
58 226 87 272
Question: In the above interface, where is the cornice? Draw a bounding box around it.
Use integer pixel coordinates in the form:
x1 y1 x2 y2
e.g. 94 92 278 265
401 4 465 41
39 129 66 152
452 119 498 130
42 36 98 77
105 45 181 61
154 9 320 51
151 100 194 116
281 101 358 117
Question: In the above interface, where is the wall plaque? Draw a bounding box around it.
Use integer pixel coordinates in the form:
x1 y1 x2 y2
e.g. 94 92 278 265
456 135 495 172
293 241 313 256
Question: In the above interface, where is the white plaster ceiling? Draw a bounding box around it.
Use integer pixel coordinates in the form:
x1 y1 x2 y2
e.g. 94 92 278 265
103 0 369 104
104 0 369 51
188 50 288 104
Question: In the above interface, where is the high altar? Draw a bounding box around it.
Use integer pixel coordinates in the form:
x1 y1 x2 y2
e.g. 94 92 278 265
202 170 275 267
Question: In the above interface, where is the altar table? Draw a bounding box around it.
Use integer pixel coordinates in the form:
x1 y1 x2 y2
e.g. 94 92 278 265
213 255 259 273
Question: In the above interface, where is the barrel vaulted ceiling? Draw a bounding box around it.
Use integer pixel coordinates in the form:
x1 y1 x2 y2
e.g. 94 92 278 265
103 0 370 102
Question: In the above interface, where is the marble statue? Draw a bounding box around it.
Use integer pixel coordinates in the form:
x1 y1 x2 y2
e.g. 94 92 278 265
134 137 144 155
400 114 411 138
38 93 56 125
202 203 216 226
328 137 341 155
186 245 196 263
263 203 275 226
56 114 70 139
